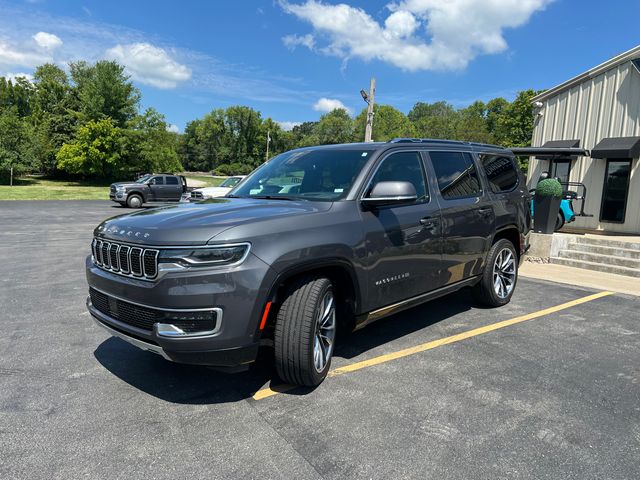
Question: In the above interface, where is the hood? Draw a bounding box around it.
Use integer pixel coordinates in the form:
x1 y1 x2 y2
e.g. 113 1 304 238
95 197 332 246
111 182 142 188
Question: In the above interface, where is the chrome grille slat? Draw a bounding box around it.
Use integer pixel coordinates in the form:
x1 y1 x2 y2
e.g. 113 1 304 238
91 239 158 280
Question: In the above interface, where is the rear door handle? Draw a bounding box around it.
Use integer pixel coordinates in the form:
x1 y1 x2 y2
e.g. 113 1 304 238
478 207 493 216
420 216 439 227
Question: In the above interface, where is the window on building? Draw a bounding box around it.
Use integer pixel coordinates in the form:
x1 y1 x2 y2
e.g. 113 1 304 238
368 151 429 202
165 176 179 185
429 151 481 200
600 159 631 223
551 159 571 184
480 154 519 193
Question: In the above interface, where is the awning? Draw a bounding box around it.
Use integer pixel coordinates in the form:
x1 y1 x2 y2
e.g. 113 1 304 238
536 139 581 160
591 136 640 159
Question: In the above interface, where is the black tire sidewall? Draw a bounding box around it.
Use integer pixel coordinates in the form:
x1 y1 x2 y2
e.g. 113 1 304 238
479 239 518 306
127 194 143 208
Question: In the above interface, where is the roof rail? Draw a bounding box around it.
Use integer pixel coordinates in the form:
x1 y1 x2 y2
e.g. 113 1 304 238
388 138 507 150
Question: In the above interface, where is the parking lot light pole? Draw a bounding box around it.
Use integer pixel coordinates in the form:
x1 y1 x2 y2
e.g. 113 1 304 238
361 78 376 142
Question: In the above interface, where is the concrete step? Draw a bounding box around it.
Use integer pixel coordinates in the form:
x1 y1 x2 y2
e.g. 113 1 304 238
550 257 640 278
573 236 640 252
565 242 640 259
558 249 640 268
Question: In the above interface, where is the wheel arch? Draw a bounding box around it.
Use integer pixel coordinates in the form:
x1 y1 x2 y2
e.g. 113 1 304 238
491 225 522 260
260 259 361 337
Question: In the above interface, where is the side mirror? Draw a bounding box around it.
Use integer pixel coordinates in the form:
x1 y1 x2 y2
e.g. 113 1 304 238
361 181 417 208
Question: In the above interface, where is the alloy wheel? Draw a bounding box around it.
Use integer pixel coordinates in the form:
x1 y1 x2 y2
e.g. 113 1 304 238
492 248 516 299
313 290 336 373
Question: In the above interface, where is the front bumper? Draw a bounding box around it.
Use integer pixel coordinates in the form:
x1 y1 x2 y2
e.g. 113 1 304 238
109 191 125 202
86 252 275 368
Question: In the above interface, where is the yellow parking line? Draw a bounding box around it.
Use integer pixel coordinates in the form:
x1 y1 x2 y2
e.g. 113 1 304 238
252 291 613 401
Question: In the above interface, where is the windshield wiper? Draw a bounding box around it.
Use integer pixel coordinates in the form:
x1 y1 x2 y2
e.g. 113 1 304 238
250 195 298 201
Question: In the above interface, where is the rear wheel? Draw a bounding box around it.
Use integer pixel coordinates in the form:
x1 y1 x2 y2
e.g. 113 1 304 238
274 276 336 387
126 194 143 208
554 212 565 231
473 239 518 307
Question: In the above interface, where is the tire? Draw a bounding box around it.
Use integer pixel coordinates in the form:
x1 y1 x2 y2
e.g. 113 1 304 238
554 212 565 231
126 194 143 209
274 276 337 387
473 239 518 307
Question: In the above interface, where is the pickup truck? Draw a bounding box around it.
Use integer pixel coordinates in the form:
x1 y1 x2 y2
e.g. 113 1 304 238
110 174 187 208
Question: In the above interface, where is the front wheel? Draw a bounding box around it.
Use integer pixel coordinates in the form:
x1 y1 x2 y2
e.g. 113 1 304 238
126 194 143 208
274 276 336 387
473 239 518 307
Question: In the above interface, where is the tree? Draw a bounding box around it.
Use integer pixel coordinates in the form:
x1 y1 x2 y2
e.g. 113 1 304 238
31 64 76 174
0 76 34 117
56 118 125 177
127 108 182 174
315 109 353 145
455 101 493 143
353 105 415 142
0 111 36 181
70 60 140 127
408 101 458 139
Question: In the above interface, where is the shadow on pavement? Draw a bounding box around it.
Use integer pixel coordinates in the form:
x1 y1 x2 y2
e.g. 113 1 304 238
94 288 476 404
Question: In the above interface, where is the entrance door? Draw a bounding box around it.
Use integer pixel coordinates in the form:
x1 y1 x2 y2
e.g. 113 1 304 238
360 150 443 311
600 159 631 223
551 159 572 184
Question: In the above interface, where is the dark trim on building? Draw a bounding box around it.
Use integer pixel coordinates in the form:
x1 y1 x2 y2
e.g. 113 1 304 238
591 136 640 159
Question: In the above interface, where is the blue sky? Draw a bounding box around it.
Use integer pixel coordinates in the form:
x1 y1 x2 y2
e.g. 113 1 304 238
1 0 638 132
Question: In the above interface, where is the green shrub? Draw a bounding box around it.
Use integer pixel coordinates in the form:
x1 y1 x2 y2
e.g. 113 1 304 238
535 178 563 198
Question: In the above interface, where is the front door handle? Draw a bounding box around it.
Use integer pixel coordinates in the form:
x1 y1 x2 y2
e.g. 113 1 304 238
478 207 493 217
420 217 439 228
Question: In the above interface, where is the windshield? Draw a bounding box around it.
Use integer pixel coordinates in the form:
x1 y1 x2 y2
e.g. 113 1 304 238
230 149 373 201
135 174 152 184
220 177 242 188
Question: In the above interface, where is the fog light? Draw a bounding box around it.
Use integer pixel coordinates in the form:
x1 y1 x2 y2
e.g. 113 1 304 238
154 308 222 337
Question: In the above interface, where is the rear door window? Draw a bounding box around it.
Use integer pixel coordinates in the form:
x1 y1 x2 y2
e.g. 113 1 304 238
165 176 179 185
480 154 519 192
429 151 481 200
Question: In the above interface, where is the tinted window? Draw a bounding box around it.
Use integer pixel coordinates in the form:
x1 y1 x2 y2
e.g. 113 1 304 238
368 151 428 202
430 151 481 199
165 176 179 185
232 149 372 201
600 159 631 223
481 154 519 192
149 176 164 185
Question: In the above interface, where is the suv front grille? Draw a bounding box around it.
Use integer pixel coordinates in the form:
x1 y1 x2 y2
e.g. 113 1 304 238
89 288 218 333
190 191 203 199
92 238 159 280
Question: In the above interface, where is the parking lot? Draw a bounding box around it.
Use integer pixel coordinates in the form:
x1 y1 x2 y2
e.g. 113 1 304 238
1 201 639 479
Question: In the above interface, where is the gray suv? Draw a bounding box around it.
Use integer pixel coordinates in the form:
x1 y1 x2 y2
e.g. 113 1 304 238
87 139 531 387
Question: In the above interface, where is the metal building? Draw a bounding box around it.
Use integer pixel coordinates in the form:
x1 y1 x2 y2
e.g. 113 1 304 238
527 45 640 234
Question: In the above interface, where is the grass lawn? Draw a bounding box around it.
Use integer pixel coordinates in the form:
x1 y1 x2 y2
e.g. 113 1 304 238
0 174 225 201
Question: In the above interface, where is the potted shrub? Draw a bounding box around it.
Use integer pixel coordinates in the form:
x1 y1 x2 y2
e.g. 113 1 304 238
534 178 563 233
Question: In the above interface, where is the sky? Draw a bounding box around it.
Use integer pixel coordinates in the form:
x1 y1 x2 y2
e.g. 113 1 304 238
1 0 639 132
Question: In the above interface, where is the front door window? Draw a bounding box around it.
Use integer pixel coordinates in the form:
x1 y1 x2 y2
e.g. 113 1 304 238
600 159 631 223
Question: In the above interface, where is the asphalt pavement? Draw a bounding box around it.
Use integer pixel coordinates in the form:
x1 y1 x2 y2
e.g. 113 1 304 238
1 201 639 479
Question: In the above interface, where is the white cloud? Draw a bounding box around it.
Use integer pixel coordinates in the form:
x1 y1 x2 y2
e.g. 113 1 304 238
280 0 552 71
32 31 63 49
313 97 351 113
2 71 34 82
166 124 180 133
105 42 192 89
0 40 51 68
282 33 315 51
277 120 302 131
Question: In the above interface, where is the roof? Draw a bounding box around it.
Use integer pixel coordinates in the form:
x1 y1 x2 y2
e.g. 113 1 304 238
591 136 640 159
532 44 640 103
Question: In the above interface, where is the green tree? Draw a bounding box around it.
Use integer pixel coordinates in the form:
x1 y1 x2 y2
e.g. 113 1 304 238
408 101 459 139
315 109 353 145
31 64 76 174
0 111 36 181
0 76 34 117
455 101 493 143
56 118 125 177
127 108 182 174
353 105 415 142
70 60 140 127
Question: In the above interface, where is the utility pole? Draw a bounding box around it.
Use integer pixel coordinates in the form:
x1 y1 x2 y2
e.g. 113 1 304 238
363 78 376 142
265 130 271 162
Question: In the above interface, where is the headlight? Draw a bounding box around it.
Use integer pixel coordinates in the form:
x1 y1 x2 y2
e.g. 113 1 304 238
116 185 126 192
158 244 250 267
